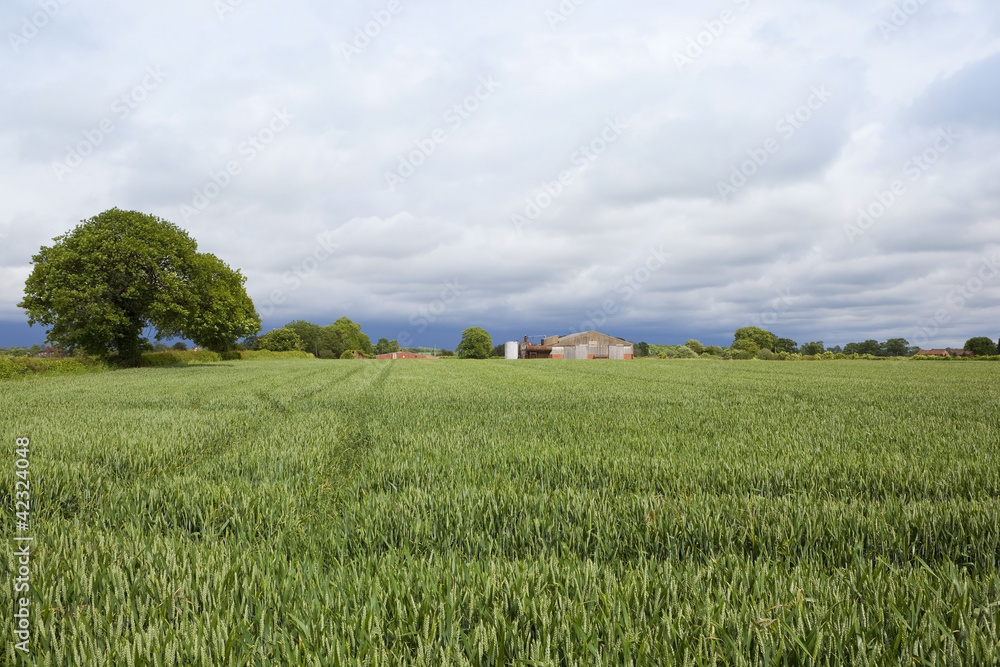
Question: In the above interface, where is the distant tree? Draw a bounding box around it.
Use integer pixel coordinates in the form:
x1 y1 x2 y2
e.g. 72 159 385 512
152 342 170 352
702 345 724 356
843 340 881 356
316 325 347 358
775 338 798 354
635 342 651 358
490 343 506 358
375 338 401 355
18 208 259 366
172 342 188 351
731 338 760 356
733 327 777 353
684 340 704 355
965 337 998 357
882 338 910 357
328 317 373 355
284 320 322 355
456 327 493 359
800 341 824 355
257 328 304 352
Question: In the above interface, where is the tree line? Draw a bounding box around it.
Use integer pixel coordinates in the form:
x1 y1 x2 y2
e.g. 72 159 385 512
634 327 1000 360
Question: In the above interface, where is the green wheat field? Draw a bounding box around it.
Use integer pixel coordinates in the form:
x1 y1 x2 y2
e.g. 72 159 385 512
2 359 999 665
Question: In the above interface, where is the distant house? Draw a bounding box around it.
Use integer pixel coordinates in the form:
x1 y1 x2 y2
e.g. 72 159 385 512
33 346 62 358
917 348 973 357
375 351 437 360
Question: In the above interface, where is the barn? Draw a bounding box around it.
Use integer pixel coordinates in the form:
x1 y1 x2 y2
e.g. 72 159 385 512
512 331 633 360
375 351 437 360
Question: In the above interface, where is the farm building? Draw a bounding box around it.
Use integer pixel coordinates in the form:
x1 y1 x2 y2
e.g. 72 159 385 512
375 351 437 360
917 348 973 357
511 331 633 360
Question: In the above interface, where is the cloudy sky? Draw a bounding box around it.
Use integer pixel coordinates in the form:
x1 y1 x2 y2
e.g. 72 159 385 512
2 0 999 349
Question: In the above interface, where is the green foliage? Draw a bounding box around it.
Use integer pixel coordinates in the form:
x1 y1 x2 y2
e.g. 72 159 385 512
171 342 188 351
140 350 222 366
757 348 775 360
634 341 651 357
329 317 373 355
374 338 401 355
239 350 313 361
733 326 777 353
283 320 322 354
966 336 998 356
883 337 911 357
456 327 493 359
800 341 824 355
684 339 704 355
18 208 259 366
257 328 304 352
843 340 882 356
731 338 760 356
656 345 698 359
702 345 724 356
182 252 260 353
774 337 798 354
2 361 1000 663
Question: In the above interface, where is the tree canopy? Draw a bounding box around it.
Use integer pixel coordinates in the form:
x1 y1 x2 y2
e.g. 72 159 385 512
456 327 493 359
965 337 998 356
732 327 778 354
257 328 304 352
19 208 259 365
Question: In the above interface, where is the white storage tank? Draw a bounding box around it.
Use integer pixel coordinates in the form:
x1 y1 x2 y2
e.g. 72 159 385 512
505 341 519 360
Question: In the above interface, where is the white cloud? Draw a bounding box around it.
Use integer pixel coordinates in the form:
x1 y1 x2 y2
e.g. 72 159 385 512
1 0 999 347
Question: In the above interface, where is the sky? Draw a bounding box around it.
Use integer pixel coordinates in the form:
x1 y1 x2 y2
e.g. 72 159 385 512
1 0 999 350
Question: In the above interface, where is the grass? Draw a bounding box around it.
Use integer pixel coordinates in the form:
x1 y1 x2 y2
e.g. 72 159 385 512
1 359 998 665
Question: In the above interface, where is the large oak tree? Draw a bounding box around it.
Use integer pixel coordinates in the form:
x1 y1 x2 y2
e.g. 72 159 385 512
19 208 260 366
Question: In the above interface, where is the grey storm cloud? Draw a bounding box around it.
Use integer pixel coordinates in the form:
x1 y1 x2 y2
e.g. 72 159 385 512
1 0 999 348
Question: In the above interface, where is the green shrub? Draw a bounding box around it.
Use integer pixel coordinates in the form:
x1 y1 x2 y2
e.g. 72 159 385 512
140 352 186 367
239 350 313 361
0 357 30 379
0 355 98 380
220 350 242 361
